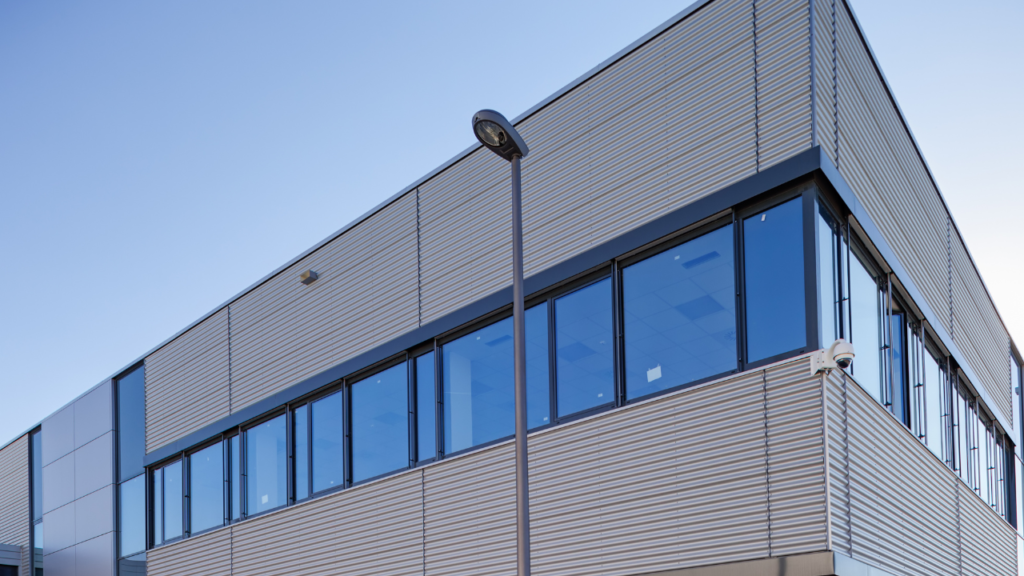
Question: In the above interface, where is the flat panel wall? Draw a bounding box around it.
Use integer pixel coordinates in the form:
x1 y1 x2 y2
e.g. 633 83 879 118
0 436 28 576
146 308 230 453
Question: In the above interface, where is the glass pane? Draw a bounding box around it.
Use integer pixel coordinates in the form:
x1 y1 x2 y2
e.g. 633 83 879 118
416 352 436 461
889 313 908 423
189 442 224 534
312 392 344 492
163 461 183 541
293 405 309 500
117 365 146 482
152 470 162 544
624 224 736 400
850 253 882 402
34 520 43 553
817 205 839 346
923 351 946 461
352 363 409 482
555 279 614 416
443 319 515 453
246 415 287 515
526 303 551 428
743 197 806 362
31 431 42 523
229 436 240 521
119 475 145 557
1015 357 1022 454
979 419 992 505
1015 457 1023 537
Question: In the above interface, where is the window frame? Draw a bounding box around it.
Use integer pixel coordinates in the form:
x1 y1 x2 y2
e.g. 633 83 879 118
347 354 412 487
183 437 227 539
240 409 290 520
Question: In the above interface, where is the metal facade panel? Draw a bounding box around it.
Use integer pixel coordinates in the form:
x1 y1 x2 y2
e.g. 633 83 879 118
958 481 1016 576
148 525 231 576
755 0 813 170
146 307 229 453
423 445 515 576
230 193 419 413
530 369 771 576
823 371 851 555
0 435 28 576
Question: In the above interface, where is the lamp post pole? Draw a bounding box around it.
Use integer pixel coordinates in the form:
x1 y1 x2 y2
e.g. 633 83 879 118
510 152 531 576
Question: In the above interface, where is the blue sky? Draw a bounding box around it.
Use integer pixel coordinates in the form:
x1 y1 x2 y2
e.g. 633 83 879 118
1 0 1020 443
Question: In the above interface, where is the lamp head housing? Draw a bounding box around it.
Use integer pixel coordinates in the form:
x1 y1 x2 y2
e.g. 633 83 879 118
472 109 529 162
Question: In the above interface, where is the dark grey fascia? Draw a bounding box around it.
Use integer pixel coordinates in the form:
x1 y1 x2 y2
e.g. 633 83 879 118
143 145 1013 466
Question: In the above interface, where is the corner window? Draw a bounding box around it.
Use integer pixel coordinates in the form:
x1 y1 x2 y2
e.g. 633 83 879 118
189 442 224 534
245 415 287 515
743 197 806 363
351 363 409 483
623 223 736 400
817 204 841 346
555 278 614 417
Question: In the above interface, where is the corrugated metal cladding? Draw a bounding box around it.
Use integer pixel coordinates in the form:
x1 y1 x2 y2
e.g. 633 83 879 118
151 358 832 576
0 436 29 576
146 308 230 453
830 0 1012 424
148 524 231 576
811 0 837 163
830 370 1015 576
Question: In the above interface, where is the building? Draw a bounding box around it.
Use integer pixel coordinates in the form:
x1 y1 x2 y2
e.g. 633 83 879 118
1 0 1022 574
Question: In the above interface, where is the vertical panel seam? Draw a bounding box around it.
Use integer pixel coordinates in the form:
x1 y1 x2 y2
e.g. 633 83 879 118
947 217 954 342
809 0 818 148
830 0 839 166
228 305 233 415
820 371 834 551
762 369 772 556
421 468 427 576
841 372 854 557
753 0 760 172
956 484 964 575
416 187 423 328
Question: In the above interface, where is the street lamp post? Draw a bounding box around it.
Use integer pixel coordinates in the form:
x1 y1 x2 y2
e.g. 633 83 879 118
472 109 531 576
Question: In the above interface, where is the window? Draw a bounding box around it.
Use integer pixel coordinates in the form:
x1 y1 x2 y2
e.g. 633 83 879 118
979 415 993 505
245 415 287 515
623 223 736 400
119 474 146 556
526 303 551 427
743 197 806 363
953 381 978 489
849 252 882 402
416 352 437 462
229 435 241 522
887 310 909 424
920 347 949 463
293 404 310 500
817 204 841 346
312 392 344 492
189 442 224 534
351 363 409 482
118 365 146 482
555 278 614 417
153 460 183 543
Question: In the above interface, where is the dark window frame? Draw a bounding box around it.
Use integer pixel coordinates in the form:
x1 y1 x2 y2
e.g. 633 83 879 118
239 409 289 521
347 354 412 487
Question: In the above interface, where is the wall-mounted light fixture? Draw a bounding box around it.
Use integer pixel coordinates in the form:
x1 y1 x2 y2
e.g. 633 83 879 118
300 270 319 285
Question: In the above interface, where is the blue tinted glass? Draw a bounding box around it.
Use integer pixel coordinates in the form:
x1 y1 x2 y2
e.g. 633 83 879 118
246 415 287 514
229 436 240 521
117 366 146 482
850 253 881 401
526 303 550 428
312 393 344 492
890 313 908 423
152 471 162 544
555 279 613 416
817 205 839 346
624 225 736 400
31 431 42 522
34 521 43 553
189 442 223 534
744 198 806 362
416 353 436 461
163 461 183 540
119 475 145 557
293 405 309 499
352 363 409 482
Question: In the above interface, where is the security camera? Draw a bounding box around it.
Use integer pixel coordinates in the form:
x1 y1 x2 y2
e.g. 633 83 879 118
810 338 856 374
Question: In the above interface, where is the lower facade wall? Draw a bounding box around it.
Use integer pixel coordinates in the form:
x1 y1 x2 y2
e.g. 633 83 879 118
149 357 830 576
0 435 29 576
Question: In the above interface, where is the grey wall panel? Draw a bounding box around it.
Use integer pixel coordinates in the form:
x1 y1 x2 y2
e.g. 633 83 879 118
147 526 230 576
45 546 74 576
812 0 837 164
43 503 74 556
73 485 112 545
823 371 851 555
958 481 1016 576
0 436 28 560
145 307 230 453
230 192 419 414
424 445 515 576
755 0 813 171
42 453 74 515
75 532 113 576
74 380 111 450
42 406 73 467
73 432 111 500
764 361 828 556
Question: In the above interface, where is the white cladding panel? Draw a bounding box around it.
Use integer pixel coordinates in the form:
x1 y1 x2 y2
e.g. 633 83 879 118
0 435 29 576
146 308 230 453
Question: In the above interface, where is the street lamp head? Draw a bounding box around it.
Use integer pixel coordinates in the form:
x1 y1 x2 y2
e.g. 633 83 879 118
472 109 529 161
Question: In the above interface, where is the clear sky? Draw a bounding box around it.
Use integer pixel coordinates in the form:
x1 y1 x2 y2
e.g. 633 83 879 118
1 0 1020 444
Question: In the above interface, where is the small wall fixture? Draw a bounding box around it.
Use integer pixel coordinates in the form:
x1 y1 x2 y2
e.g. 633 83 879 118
300 270 319 285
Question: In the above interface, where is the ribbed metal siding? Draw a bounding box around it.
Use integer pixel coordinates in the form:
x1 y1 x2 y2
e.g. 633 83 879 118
148 525 232 576
230 192 419 413
146 307 230 452
950 234 1012 423
834 2 952 341
764 361 827 556
756 0 813 170
0 435 28 576
811 0 837 163
424 445 515 576
823 370 851 555
958 481 1016 576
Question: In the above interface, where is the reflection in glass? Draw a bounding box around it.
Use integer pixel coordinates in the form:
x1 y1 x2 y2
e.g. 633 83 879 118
352 363 409 482
416 353 436 461
189 442 223 534
118 365 146 482
923 351 947 462
526 303 551 428
850 254 881 402
744 197 806 362
246 415 287 515
555 279 613 415
817 205 840 346
624 224 736 400
31 431 42 522
229 436 240 521
163 461 183 541
119 475 145 557
889 313 908 423
979 417 992 506
312 392 344 492
293 405 309 500
152 469 162 544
